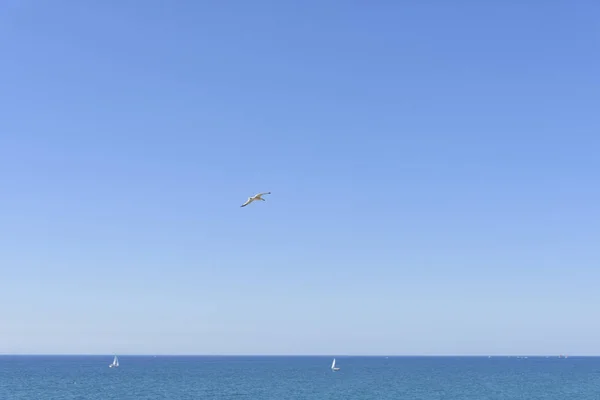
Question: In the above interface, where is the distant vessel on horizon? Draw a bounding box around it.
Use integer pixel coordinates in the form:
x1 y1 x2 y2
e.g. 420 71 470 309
331 358 340 371
109 355 119 368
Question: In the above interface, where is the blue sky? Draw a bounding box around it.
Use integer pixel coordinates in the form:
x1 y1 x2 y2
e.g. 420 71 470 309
1 1 599 355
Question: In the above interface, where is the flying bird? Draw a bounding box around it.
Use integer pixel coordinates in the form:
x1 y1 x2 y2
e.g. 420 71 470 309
241 192 271 207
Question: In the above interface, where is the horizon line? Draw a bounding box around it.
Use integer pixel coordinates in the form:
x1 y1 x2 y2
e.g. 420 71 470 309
0 353 589 357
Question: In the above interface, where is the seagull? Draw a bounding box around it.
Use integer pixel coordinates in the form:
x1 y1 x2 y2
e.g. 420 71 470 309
241 192 271 207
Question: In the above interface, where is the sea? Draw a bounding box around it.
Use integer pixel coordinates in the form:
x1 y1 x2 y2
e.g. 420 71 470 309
1 355 599 399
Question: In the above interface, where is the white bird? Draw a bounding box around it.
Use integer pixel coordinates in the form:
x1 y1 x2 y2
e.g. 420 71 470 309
241 192 271 207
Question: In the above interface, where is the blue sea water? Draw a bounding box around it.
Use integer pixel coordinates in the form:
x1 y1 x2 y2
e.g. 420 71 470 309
1 356 599 399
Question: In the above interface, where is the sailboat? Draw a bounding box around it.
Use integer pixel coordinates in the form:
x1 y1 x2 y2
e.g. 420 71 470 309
331 358 340 371
109 355 119 368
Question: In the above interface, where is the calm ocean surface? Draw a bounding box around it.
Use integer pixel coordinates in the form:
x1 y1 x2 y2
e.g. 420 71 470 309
1 356 599 399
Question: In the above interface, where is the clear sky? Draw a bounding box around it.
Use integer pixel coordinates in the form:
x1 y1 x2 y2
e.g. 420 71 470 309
1 1 599 356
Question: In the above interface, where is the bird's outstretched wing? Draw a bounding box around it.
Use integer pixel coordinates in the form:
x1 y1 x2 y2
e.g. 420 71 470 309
241 198 252 207
256 192 271 196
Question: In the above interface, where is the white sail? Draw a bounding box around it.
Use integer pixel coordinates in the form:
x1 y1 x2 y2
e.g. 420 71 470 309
109 355 119 368
331 358 339 371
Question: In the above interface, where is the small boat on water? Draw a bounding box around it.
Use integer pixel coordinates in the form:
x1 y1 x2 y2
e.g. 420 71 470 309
109 355 119 368
331 358 340 371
